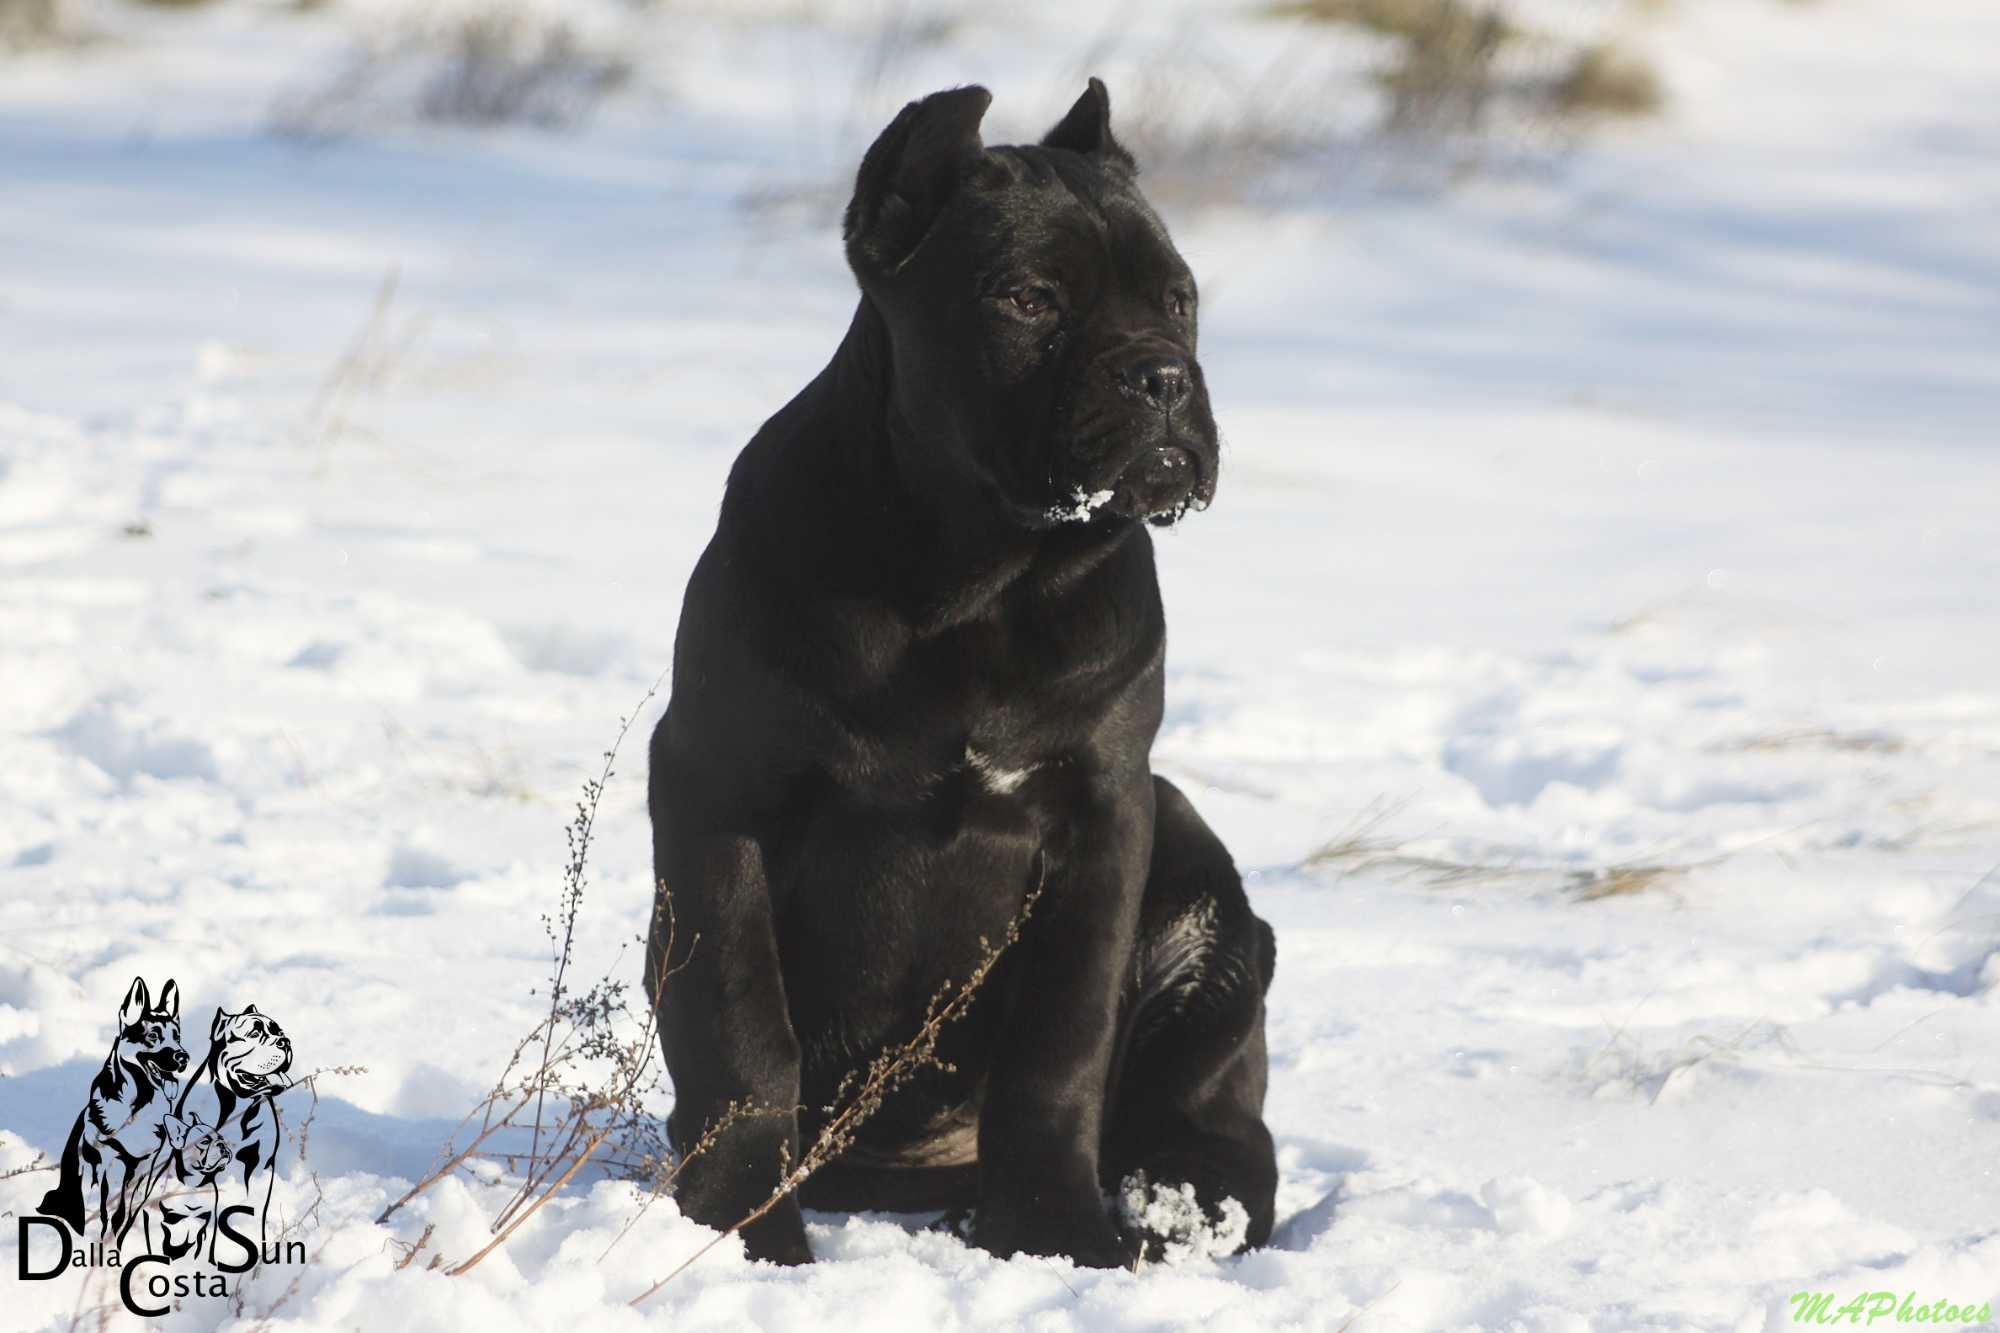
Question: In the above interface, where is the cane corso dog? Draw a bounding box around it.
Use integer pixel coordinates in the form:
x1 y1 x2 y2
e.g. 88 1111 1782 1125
38 977 188 1243
174 1003 294 1260
647 80 1277 1269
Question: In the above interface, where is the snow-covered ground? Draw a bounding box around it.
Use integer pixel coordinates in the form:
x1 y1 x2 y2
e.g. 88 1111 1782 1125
2 1 1996 1329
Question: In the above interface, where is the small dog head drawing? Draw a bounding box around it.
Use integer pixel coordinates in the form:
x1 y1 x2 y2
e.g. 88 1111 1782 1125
161 1111 234 1180
117 977 188 1083
207 1005 293 1095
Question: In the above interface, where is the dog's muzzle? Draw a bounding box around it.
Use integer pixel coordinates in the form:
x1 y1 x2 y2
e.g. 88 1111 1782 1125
1122 444 1208 519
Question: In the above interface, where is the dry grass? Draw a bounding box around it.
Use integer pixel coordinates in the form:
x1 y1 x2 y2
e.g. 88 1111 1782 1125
298 268 428 471
1303 835 1536 889
363 674 1039 1296
1378 6 1510 135
418 14 627 127
1302 800 1544 889
625 876 1043 1306
1269 0 1517 137
0 0 67 50
273 10 629 139
1270 0 1515 45
1585 1016 1792 1104
1724 727 1905 756
1303 799 1709 902
1271 0 1664 142
373 675 685 1272
1553 43 1665 117
1566 863 1681 901
749 0 1669 218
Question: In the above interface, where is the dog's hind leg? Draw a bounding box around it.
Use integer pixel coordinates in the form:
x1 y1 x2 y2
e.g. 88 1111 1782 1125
1101 776 1278 1262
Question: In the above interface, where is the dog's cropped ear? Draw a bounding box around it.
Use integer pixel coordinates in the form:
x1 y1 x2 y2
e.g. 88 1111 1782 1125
211 1007 232 1040
845 85 991 279
162 1114 190 1149
242 1003 261 1016
1041 77 1134 169
157 979 179 1020
119 977 150 1029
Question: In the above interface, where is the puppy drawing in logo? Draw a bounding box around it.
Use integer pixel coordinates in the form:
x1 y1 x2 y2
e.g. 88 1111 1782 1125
37 977 188 1243
175 1004 295 1260
140 1112 237 1261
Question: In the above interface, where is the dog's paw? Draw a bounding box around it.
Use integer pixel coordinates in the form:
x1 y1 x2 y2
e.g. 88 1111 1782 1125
928 1206 978 1242
1115 1170 1250 1266
975 1203 1132 1269
738 1210 813 1266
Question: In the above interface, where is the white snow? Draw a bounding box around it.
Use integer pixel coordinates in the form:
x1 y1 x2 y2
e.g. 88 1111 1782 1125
1050 487 1118 524
2 1 1997 1330
1118 1172 1252 1267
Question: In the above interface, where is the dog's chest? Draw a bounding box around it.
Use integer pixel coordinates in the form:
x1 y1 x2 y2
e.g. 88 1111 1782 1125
961 741 1034 794
862 615 1121 800
860 550 1159 782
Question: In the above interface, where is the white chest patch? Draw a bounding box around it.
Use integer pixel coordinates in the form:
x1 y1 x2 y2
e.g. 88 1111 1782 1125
964 745 1034 795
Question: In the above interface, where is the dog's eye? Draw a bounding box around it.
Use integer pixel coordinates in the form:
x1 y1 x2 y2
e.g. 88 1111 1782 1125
1009 285 1056 318
1169 288 1195 320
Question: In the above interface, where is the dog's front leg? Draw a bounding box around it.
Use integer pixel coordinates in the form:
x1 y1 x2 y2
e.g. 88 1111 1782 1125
975 772 1153 1268
648 825 810 1266
100 1151 135 1241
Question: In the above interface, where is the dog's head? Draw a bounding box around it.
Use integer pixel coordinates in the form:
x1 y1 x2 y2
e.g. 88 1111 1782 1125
161 1112 233 1180
113 977 188 1083
845 80 1218 529
205 1004 293 1096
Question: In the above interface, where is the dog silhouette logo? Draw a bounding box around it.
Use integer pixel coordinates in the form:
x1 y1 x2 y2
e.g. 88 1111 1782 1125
166 1003 296 1261
36 977 188 1245
21 977 306 1315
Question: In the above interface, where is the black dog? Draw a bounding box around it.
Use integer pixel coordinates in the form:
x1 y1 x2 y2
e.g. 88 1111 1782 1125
38 977 188 1243
174 1004 295 1262
647 80 1276 1269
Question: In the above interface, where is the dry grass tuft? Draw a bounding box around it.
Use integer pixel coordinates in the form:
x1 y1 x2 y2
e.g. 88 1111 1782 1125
417 14 628 127
1552 42 1665 117
373 675 687 1273
365 673 1038 1295
1304 837 1540 890
1303 800 1706 903
0 0 67 50
1272 0 1517 136
1377 4 1511 135
1302 803 1545 890
1566 863 1681 901
274 10 629 139
1271 0 1515 45
1273 0 1665 140
1726 727 1905 756
625 875 1042 1306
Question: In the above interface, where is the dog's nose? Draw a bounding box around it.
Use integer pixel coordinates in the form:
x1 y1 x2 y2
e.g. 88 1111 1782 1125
1118 355 1192 412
